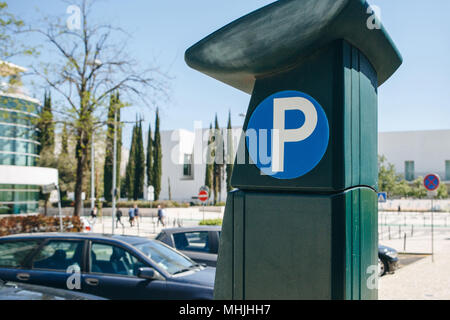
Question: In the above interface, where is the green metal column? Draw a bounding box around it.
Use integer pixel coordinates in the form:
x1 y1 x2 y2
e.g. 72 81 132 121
185 0 402 300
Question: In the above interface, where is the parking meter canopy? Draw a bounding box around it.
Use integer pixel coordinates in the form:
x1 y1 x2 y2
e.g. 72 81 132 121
185 0 402 94
186 0 402 192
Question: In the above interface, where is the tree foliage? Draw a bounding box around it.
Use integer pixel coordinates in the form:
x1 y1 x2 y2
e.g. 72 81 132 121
204 123 213 198
103 92 122 202
226 110 234 192
152 109 162 200
0 2 36 60
29 0 168 215
133 118 145 200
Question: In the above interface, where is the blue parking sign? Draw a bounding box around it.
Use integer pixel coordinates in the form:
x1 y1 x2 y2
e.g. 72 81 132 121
246 90 329 180
377 192 387 203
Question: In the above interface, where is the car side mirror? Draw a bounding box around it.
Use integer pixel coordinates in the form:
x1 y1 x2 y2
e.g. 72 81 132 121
137 267 164 281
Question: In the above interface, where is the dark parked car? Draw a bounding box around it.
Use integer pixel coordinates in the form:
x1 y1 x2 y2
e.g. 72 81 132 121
378 244 399 276
0 233 214 300
156 227 220 267
0 278 105 300
158 226 400 277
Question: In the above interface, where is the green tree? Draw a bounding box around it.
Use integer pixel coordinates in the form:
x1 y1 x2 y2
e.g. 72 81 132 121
133 118 145 200
204 123 214 199
36 91 56 215
410 177 428 199
30 0 168 215
103 93 122 202
146 122 153 189
38 91 55 153
378 155 399 196
57 124 76 199
212 114 224 204
226 111 234 192
0 2 36 60
152 109 162 200
437 183 448 199
125 124 137 199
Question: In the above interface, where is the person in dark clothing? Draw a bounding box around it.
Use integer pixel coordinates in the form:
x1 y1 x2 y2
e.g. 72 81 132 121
134 204 140 225
128 207 135 227
157 204 165 227
90 206 97 225
116 208 124 228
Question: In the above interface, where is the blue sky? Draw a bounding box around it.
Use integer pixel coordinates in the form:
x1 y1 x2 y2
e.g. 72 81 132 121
6 0 450 148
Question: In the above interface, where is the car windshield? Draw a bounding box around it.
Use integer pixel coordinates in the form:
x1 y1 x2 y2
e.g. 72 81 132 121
134 240 196 275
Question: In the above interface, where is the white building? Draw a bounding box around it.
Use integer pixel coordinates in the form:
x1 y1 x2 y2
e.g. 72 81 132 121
155 128 450 202
0 61 58 215
378 130 450 183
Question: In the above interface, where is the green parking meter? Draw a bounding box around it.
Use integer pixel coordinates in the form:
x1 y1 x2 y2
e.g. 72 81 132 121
185 0 402 300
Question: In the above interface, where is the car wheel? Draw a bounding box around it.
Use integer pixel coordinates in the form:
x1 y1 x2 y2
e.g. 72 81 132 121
378 257 387 277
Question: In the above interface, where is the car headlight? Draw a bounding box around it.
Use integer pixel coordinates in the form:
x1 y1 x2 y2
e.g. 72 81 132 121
385 251 398 259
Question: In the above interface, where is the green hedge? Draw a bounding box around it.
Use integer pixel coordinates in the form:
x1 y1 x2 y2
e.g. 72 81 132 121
113 200 190 208
199 219 223 226
53 199 190 209
0 215 83 236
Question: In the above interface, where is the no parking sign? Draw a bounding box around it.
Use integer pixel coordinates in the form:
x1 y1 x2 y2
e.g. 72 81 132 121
424 174 440 192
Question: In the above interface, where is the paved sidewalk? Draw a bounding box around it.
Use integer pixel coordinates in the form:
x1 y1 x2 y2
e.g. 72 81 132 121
89 216 200 239
379 239 450 300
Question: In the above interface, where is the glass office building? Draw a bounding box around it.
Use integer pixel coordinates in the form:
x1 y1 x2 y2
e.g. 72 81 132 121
0 94 41 214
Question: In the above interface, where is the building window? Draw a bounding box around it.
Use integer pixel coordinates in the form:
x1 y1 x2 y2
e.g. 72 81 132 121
183 154 193 178
405 161 415 181
446 160 450 181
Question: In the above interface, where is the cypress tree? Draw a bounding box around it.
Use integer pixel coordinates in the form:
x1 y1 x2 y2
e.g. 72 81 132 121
204 123 213 196
115 92 122 198
133 118 145 200
146 122 153 188
152 108 162 200
103 94 115 202
125 124 137 199
226 110 234 192
213 114 224 204
103 92 122 202
38 91 55 153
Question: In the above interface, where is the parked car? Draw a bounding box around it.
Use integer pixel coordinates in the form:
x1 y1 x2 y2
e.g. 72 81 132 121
378 245 399 276
156 227 221 267
0 233 214 300
0 278 106 300
158 226 400 277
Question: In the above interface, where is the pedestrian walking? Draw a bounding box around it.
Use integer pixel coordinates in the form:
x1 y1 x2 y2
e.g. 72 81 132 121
90 206 98 225
128 207 135 227
134 203 140 224
157 204 165 227
116 208 124 228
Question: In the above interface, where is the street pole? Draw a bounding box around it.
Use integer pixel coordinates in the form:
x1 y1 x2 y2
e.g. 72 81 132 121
431 197 434 262
91 132 95 210
57 185 63 232
111 104 118 235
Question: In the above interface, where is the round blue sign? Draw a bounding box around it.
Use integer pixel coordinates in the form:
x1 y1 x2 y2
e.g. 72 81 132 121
424 174 440 191
246 90 329 180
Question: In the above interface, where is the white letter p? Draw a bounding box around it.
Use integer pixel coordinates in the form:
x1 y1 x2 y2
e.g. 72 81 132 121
272 97 317 173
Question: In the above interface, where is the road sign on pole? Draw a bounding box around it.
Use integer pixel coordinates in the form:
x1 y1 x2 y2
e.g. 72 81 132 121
377 192 387 203
424 174 440 192
198 189 209 203
424 173 439 263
